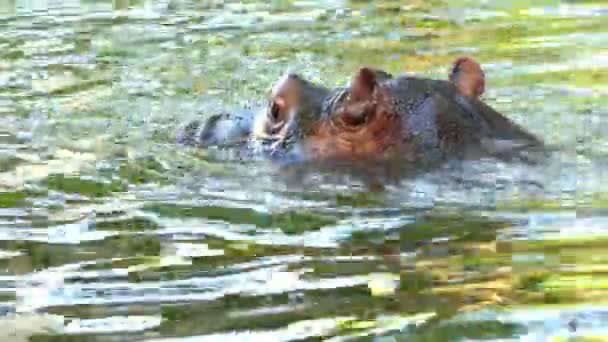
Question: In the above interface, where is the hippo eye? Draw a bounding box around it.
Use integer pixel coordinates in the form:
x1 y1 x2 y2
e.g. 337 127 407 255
337 101 375 127
355 108 372 124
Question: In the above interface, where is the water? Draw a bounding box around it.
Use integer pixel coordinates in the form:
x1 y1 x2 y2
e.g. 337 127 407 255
0 0 607 340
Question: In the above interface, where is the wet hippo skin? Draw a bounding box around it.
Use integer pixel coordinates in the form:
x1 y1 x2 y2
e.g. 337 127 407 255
177 57 543 167
307 58 543 165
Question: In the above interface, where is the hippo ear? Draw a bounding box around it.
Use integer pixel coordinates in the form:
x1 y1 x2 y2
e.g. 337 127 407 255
351 67 378 101
449 57 485 98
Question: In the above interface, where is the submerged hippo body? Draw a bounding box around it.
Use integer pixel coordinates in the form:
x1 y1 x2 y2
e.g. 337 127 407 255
177 57 543 167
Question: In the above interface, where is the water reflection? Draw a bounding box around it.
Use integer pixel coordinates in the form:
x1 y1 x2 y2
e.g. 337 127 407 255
0 0 607 340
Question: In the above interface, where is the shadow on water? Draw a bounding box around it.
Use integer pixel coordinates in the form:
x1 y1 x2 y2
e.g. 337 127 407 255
0 0 607 341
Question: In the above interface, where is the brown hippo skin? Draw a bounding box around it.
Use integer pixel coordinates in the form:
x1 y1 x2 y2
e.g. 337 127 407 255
177 57 543 166
249 67 395 155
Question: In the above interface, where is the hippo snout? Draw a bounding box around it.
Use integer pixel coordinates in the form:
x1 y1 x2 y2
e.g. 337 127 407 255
177 110 256 148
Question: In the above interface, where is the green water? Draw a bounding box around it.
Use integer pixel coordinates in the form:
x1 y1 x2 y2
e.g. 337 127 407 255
0 0 607 341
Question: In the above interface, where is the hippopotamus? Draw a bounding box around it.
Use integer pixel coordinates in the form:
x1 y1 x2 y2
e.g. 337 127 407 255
177 57 543 168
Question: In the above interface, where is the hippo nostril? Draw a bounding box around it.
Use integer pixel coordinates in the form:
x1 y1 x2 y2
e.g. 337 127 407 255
335 102 375 127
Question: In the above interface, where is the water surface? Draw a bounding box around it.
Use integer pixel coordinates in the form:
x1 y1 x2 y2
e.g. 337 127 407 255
0 0 607 340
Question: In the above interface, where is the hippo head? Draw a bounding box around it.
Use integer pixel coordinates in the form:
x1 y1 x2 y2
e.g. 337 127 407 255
250 68 396 146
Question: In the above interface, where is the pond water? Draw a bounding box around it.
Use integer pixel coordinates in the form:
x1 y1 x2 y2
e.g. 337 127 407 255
0 0 607 340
